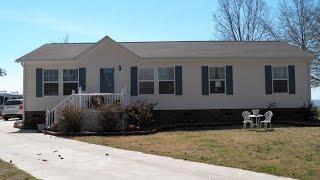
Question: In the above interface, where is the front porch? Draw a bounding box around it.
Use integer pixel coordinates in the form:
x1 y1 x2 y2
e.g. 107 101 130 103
45 88 130 130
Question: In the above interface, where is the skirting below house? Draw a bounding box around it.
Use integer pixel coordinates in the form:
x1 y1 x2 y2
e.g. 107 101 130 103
153 108 310 129
24 108 310 129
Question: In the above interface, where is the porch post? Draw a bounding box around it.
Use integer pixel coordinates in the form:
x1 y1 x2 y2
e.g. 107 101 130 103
79 87 82 109
46 108 50 129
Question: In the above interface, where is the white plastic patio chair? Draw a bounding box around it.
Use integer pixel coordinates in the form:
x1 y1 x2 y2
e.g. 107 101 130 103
260 111 273 129
242 111 253 129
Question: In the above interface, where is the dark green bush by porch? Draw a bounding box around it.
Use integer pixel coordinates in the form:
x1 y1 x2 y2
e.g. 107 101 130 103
96 104 124 131
58 104 84 133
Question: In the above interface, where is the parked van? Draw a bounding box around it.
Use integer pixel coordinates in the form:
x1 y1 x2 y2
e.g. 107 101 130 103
0 91 23 116
2 99 23 120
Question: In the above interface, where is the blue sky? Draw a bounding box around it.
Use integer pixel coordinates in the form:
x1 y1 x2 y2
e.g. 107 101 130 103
1 0 319 99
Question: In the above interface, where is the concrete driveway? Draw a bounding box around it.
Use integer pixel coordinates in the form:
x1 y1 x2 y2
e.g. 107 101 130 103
0 120 291 180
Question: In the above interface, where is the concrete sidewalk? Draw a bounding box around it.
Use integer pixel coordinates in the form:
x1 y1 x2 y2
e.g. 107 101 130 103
0 120 291 180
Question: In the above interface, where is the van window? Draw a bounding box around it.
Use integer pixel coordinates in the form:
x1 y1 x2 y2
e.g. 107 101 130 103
0 96 3 105
5 100 22 105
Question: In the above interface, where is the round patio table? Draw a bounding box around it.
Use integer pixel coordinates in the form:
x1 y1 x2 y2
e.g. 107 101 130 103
248 114 263 128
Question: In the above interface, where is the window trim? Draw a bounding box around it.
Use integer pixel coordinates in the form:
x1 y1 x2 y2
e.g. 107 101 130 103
209 66 226 94
63 69 79 96
272 66 289 94
138 67 155 95
43 69 59 96
158 66 175 95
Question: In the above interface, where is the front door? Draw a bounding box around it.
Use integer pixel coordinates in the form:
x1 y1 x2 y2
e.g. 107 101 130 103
100 68 114 93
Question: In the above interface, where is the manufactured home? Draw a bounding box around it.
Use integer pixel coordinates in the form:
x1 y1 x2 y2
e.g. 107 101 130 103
16 36 313 128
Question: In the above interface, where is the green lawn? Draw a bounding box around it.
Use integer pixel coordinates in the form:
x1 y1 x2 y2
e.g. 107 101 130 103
72 126 320 180
0 159 35 180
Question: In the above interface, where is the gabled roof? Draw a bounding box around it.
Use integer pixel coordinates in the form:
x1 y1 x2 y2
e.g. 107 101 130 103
15 36 314 62
73 36 140 60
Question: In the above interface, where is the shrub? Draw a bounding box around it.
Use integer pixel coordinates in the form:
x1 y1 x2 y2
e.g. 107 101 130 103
266 102 277 109
266 102 280 120
96 104 124 131
48 122 59 132
300 102 318 120
90 95 104 108
125 101 156 130
58 104 84 133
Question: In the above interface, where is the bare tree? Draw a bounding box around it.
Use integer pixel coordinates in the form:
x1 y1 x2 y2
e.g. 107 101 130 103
50 34 70 43
213 0 273 41
277 0 320 87
63 34 69 43
0 68 6 77
310 6 320 86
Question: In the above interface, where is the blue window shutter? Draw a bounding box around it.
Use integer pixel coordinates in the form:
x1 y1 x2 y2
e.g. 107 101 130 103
79 68 86 91
175 66 182 95
202 66 209 95
36 68 43 97
131 67 138 96
226 66 233 95
289 65 296 94
265 66 272 94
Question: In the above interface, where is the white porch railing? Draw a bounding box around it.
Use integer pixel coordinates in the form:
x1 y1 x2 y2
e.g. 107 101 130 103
45 88 130 129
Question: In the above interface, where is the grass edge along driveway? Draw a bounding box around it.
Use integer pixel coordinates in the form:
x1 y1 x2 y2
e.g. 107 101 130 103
72 126 320 180
0 159 35 180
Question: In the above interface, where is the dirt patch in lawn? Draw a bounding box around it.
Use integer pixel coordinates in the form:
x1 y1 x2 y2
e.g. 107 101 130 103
0 159 35 180
72 126 320 180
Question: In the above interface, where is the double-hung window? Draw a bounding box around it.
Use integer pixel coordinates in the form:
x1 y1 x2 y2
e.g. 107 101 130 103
209 67 225 94
43 69 59 96
138 68 154 94
63 69 78 95
272 66 288 93
158 67 175 94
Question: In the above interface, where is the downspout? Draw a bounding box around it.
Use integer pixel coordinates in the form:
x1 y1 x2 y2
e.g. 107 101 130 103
21 62 26 123
308 61 311 103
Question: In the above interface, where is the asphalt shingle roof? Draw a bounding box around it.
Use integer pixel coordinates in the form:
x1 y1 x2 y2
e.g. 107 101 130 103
16 41 313 61
121 41 313 58
17 43 93 60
